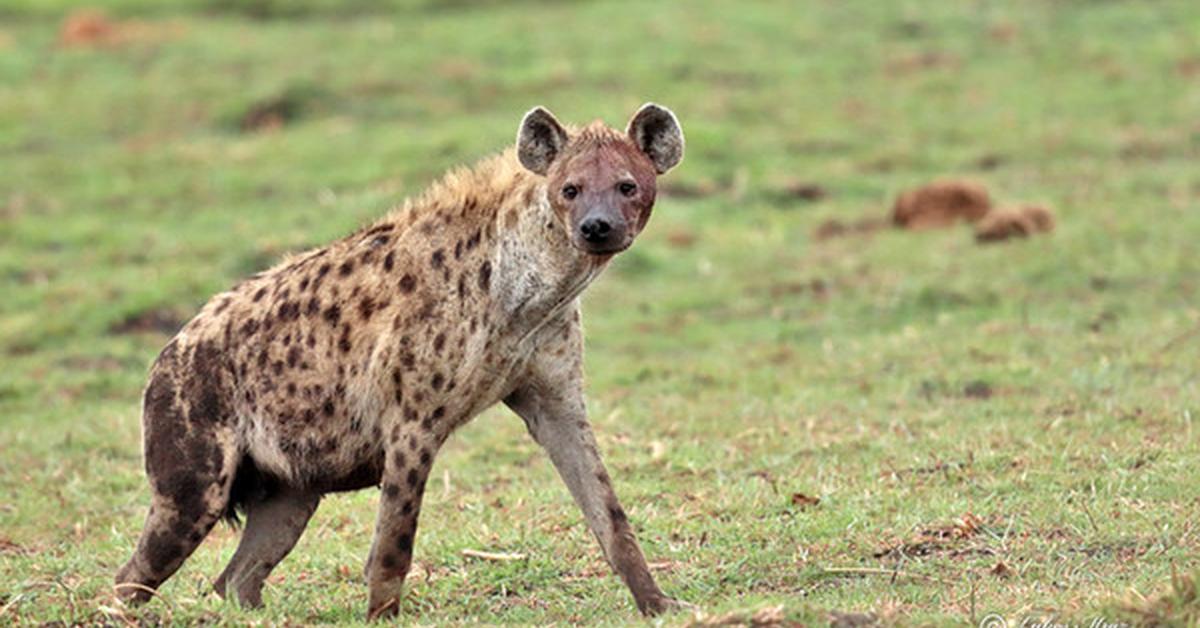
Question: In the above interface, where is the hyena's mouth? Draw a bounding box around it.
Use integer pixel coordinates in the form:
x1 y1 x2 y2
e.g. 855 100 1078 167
574 237 631 256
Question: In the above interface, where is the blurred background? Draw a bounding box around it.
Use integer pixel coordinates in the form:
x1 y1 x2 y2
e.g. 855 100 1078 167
1 0 1198 624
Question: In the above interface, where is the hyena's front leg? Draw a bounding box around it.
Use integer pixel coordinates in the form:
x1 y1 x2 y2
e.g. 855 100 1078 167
504 318 682 616
365 424 441 620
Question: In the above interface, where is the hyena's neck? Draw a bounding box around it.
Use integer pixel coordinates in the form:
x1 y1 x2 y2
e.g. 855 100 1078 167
493 176 607 333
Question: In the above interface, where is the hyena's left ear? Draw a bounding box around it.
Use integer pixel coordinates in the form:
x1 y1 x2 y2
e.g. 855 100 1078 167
626 103 684 174
517 106 569 175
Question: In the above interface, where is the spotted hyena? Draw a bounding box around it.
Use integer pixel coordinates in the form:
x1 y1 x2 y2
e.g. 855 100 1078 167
114 104 687 619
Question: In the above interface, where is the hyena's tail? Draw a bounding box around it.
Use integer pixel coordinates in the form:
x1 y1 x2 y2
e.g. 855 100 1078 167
224 456 273 527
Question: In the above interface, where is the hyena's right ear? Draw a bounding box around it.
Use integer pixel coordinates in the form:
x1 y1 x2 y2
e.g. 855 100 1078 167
517 106 569 175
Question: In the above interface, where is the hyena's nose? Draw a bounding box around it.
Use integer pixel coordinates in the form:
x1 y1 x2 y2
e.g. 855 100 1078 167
580 217 612 244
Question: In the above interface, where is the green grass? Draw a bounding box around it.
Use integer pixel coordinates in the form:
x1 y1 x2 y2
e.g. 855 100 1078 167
2 0 1199 624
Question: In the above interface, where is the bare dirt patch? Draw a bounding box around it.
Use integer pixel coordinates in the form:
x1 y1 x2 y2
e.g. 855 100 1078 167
59 9 181 48
885 51 962 76
962 380 993 399
891 180 991 229
109 307 185 336
813 217 886 241
1178 57 1200 78
665 228 699 249
238 84 335 133
0 537 33 556
973 153 1006 170
773 179 828 203
975 205 1056 243
660 178 723 199
789 493 821 509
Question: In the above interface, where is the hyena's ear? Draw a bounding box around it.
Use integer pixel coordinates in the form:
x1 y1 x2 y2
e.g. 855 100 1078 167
626 103 684 174
517 106 569 175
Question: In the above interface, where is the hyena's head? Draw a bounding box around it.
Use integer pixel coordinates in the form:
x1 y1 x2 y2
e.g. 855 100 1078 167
516 103 684 256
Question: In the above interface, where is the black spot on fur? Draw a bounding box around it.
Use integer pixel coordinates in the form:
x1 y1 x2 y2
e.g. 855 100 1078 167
399 274 416 293
358 296 376 321
253 288 267 302
397 533 412 553
286 346 302 368
431 249 445 269
478 261 492 291
421 406 444 430
430 373 444 391
278 300 300 322
383 251 394 272
338 261 355 276
323 303 341 326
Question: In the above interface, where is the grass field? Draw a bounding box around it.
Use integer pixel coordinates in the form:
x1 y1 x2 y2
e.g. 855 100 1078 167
2 0 1199 625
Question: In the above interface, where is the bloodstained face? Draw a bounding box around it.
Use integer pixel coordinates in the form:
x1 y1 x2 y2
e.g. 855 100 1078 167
516 104 685 257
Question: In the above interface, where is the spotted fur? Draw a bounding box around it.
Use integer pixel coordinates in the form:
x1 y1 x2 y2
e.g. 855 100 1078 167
114 104 686 619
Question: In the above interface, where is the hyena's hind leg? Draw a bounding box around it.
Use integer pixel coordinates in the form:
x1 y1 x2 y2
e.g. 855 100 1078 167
115 342 241 604
213 478 320 608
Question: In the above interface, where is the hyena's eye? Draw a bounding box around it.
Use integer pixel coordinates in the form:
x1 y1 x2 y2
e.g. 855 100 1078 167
562 184 579 200
618 181 637 197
